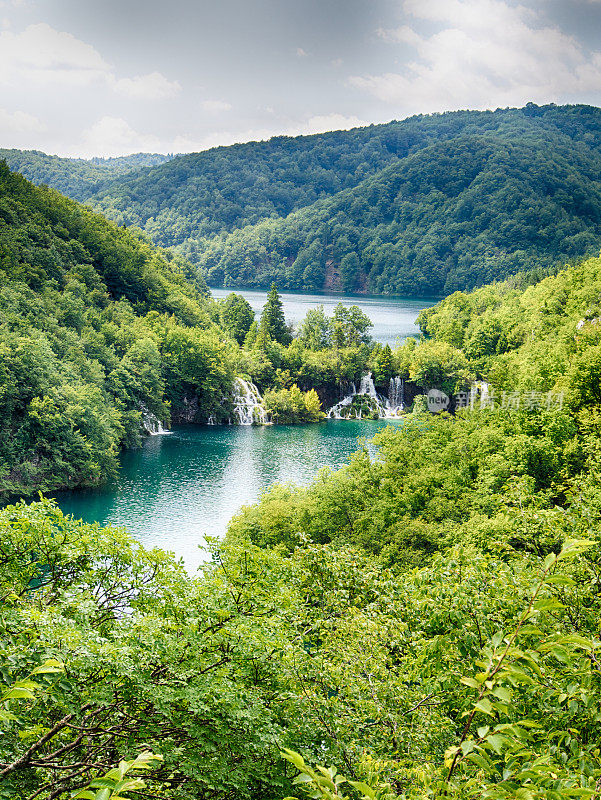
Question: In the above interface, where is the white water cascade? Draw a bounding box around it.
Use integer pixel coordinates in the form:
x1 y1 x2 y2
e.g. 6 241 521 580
473 381 491 408
388 376 405 415
141 409 170 435
359 372 378 398
328 372 394 420
326 382 356 419
232 378 270 425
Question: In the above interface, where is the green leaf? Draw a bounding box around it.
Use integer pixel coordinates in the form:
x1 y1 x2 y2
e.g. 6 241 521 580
293 774 314 784
348 780 377 799
475 698 495 716
31 658 65 675
465 752 493 772
532 598 564 612
3 687 35 700
281 750 307 770
485 733 508 754
544 574 575 586
557 539 594 560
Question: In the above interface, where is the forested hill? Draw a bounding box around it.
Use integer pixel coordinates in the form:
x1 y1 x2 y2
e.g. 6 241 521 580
79 103 601 295
199 131 601 296
0 162 227 496
6 105 601 295
0 149 172 201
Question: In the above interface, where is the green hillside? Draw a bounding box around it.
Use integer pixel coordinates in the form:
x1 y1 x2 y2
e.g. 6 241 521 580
0 149 172 201
0 162 226 495
79 103 601 295
199 131 601 296
7 105 601 297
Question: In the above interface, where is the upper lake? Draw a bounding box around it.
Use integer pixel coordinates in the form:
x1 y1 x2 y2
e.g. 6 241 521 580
210 287 434 346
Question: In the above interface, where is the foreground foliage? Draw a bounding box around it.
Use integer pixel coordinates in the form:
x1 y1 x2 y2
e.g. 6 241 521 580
2 490 600 799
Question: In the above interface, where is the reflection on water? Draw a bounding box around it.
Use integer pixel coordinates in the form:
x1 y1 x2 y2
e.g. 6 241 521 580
54 420 402 572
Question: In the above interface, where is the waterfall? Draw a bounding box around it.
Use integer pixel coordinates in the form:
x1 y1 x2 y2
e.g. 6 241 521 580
473 381 491 407
327 388 356 419
327 373 408 420
141 409 170 435
232 378 270 425
388 376 405 414
328 372 388 419
359 372 378 398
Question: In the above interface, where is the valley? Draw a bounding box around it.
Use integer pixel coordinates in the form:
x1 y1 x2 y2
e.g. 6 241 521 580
3 101 601 800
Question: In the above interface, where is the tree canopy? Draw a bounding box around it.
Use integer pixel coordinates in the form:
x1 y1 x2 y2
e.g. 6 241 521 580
259 284 292 345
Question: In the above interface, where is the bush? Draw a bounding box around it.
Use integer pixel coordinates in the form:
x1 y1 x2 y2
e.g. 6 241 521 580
263 384 325 423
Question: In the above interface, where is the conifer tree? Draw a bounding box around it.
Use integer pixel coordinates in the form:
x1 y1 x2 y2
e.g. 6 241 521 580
259 284 292 345
374 343 393 385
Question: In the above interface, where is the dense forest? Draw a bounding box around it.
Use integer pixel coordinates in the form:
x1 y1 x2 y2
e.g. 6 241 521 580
197 130 601 296
7 103 601 296
3 244 601 798
0 149 173 202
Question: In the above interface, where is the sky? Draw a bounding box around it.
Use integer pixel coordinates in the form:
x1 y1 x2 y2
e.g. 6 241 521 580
2 0 601 158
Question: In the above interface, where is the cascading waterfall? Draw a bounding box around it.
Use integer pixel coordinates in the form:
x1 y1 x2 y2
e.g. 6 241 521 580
232 378 270 425
141 409 170 435
326 381 356 419
471 381 491 408
359 372 378 398
328 372 392 419
387 376 405 415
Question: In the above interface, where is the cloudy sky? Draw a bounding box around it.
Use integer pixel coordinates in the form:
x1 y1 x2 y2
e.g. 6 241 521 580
2 0 601 158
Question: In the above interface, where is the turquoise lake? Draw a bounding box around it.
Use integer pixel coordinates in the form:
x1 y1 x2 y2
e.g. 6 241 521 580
55 420 403 572
54 291 434 571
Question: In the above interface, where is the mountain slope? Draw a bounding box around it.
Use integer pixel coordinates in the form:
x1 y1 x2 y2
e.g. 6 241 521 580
85 104 601 295
7 104 601 296
199 129 601 296
0 149 172 201
0 163 236 496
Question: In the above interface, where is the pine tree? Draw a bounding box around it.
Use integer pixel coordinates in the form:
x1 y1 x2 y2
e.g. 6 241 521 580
374 343 393 385
259 284 292 345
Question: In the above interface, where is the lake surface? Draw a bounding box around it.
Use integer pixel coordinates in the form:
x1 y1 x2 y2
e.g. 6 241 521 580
54 420 402 572
210 287 434 346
